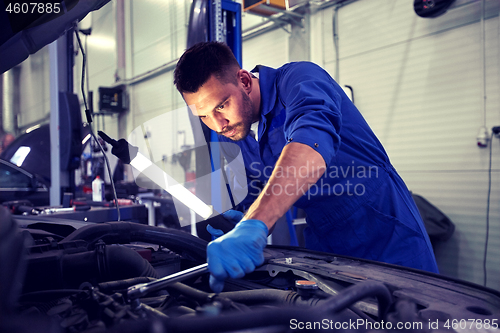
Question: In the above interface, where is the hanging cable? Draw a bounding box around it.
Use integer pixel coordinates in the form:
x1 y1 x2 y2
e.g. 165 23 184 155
483 131 493 287
74 26 121 221
479 0 489 287
480 0 486 130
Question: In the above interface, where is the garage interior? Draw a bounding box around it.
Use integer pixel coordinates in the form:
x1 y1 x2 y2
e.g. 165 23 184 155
1 0 499 295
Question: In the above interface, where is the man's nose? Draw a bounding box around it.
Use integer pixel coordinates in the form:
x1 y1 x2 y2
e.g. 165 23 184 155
212 114 228 133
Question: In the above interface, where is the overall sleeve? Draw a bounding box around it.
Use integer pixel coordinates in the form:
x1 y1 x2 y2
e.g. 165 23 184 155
278 62 342 167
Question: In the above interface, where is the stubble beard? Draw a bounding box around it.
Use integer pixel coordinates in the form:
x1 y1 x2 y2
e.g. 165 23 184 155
220 90 255 142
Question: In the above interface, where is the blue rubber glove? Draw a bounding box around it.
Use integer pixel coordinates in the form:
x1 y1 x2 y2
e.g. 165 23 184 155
207 219 268 293
222 209 244 223
206 210 244 240
206 224 224 239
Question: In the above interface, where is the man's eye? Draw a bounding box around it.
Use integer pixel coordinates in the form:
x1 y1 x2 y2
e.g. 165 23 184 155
217 104 225 111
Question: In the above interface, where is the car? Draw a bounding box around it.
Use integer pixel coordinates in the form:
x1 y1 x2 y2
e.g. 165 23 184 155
0 158 50 206
0 123 52 184
1 207 499 333
0 122 80 208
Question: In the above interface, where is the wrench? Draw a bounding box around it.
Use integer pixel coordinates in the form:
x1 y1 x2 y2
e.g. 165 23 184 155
127 263 209 301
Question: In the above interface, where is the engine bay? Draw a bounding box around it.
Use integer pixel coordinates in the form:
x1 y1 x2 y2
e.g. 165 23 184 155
1 207 500 333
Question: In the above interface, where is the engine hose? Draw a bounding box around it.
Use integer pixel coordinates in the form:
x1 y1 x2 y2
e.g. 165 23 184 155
63 245 159 285
60 222 207 262
135 302 169 319
23 244 159 293
321 280 392 319
163 305 197 316
168 282 327 307
219 289 320 306
166 282 213 304
160 283 389 332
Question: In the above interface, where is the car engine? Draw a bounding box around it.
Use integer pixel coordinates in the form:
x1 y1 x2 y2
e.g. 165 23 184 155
1 206 499 333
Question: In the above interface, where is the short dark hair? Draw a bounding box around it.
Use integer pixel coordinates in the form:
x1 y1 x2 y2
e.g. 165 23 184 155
174 42 241 94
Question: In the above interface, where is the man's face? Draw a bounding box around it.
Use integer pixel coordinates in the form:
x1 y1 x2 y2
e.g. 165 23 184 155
183 75 256 142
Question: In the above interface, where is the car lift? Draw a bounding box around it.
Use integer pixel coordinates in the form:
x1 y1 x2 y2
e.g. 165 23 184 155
187 0 242 215
187 0 299 245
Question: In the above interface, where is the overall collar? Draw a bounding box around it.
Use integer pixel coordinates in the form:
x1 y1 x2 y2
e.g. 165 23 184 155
252 65 278 118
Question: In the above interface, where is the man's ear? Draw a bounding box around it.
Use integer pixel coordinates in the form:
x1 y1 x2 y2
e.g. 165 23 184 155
238 69 253 93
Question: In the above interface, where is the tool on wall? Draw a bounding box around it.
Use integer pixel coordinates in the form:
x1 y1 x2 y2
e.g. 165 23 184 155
414 0 456 18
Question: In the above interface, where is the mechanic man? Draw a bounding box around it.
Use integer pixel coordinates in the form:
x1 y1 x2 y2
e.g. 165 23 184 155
173 42 439 293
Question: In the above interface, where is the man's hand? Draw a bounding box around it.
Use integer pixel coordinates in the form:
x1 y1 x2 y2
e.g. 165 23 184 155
206 210 244 240
207 219 268 293
98 131 138 164
221 209 244 223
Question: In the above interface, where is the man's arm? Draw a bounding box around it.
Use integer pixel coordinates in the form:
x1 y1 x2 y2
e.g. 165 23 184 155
206 141 326 293
207 63 340 292
243 141 326 231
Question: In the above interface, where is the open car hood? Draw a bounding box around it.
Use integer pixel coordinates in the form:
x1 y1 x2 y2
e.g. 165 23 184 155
0 0 110 74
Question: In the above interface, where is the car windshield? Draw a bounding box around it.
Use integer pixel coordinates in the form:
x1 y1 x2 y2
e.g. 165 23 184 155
0 161 31 188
